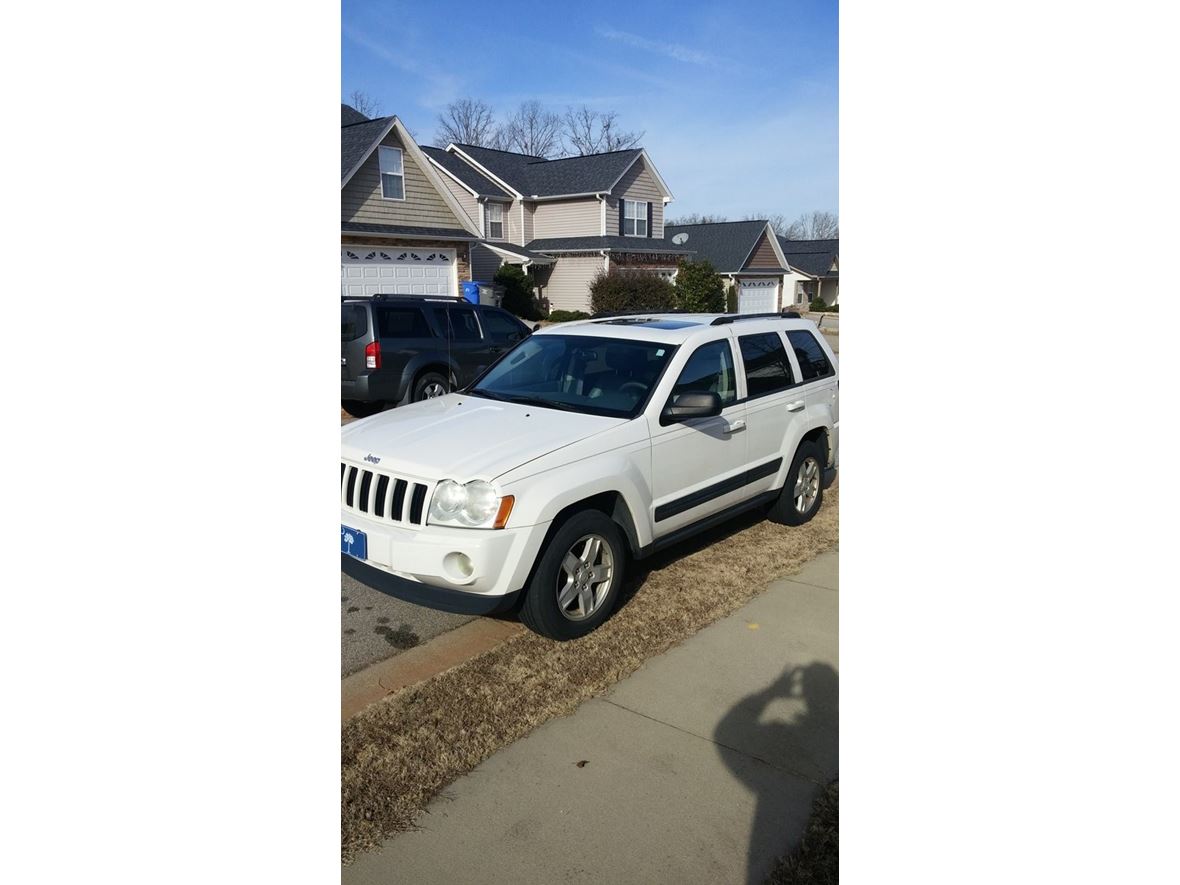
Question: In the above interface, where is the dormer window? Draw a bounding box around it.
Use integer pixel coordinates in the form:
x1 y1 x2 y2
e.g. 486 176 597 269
623 200 648 237
486 202 504 239
378 147 404 200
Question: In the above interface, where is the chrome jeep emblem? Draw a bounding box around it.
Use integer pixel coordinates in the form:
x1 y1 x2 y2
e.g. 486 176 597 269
364 454 381 464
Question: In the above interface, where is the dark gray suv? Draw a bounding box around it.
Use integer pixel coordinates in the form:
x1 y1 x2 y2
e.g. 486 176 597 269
341 295 533 418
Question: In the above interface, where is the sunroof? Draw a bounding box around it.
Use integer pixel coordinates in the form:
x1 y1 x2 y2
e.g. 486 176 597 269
598 318 699 329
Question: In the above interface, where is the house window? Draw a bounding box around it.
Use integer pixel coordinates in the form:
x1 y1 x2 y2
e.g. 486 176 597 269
623 200 648 237
378 147 404 200
486 202 504 239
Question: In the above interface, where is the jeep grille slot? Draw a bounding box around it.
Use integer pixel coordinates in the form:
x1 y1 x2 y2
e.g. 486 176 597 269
340 462 429 527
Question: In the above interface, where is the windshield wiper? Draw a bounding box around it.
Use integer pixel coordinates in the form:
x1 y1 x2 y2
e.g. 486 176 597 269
467 388 509 402
502 395 579 412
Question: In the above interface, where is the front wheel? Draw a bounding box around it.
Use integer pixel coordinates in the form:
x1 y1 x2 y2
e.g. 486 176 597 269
520 511 627 641
768 439 826 526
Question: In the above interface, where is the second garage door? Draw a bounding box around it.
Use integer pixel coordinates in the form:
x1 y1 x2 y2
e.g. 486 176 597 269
341 247 456 297
737 278 779 314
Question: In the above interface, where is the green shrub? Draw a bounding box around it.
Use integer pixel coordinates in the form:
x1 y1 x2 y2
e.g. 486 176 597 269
494 264 543 320
810 295 828 312
674 259 726 312
589 268 677 315
725 286 738 313
547 309 591 323
827 303 838 313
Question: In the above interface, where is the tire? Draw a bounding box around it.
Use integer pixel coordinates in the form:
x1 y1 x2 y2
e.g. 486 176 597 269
768 439 826 526
520 510 627 641
411 371 451 402
341 399 385 418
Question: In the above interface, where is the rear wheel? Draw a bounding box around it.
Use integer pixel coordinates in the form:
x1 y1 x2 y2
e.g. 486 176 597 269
341 400 384 418
520 510 626 641
768 439 826 526
412 371 450 402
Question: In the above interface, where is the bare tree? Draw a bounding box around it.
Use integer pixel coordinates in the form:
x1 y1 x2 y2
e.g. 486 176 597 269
562 105 644 155
434 98 498 148
347 90 382 119
667 213 730 225
744 212 794 236
782 211 839 240
498 100 563 158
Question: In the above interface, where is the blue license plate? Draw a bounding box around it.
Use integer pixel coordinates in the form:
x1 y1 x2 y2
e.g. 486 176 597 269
341 524 367 560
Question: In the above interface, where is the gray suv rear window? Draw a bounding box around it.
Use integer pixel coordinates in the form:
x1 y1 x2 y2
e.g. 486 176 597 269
341 304 367 342
376 306 434 338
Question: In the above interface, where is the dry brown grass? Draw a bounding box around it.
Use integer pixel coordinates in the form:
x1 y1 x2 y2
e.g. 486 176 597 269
342 486 839 861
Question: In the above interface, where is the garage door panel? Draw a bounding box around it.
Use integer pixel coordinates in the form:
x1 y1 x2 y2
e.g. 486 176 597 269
341 246 455 297
738 279 779 314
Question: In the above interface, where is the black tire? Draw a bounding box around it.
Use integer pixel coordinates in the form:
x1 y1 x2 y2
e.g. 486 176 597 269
341 400 385 418
768 439 826 526
411 371 451 402
520 510 627 641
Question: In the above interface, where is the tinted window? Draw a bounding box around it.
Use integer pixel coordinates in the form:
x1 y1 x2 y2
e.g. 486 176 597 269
786 330 834 381
445 308 482 341
739 332 795 397
341 304 368 342
376 306 433 338
671 340 737 405
480 309 525 340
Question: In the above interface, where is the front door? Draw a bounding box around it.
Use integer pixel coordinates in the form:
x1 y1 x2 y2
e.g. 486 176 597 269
443 305 498 386
647 336 748 537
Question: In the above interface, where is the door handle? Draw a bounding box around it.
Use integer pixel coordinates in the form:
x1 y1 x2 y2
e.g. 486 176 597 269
723 419 746 433
786 400 806 412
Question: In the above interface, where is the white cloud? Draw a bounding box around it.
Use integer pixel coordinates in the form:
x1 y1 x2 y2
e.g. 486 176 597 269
595 27 720 67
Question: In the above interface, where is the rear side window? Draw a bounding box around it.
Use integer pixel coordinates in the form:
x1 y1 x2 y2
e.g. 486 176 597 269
376 306 433 339
445 308 482 341
341 304 368 342
671 340 737 405
739 332 795 397
480 309 525 340
786 330 834 381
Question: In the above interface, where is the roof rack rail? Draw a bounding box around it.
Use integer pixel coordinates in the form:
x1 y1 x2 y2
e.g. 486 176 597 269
590 309 691 320
340 293 467 302
710 308 803 325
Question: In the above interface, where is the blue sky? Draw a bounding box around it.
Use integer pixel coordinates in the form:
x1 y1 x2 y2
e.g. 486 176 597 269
342 0 837 221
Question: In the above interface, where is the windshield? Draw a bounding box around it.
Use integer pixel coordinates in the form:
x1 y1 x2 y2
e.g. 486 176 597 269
468 334 678 419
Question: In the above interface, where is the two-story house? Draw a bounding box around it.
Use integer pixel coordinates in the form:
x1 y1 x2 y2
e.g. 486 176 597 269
341 105 483 297
421 141 694 312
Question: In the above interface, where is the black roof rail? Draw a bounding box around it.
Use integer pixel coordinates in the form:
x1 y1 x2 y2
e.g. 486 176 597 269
340 293 467 302
710 309 804 326
590 309 692 319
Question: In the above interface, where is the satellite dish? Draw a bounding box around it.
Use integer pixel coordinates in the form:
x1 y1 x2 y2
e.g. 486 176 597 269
671 232 689 245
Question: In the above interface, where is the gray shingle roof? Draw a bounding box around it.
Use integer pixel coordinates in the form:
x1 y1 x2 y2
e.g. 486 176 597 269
420 146 511 199
527 235 695 254
341 116 393 182
777 237 839 278
342 221 475 240
451 144 644 198
663 220 771 273
477 241 554 264
341 103 369 126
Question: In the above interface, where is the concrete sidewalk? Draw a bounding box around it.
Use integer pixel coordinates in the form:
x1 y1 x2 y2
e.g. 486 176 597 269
344 549 839 885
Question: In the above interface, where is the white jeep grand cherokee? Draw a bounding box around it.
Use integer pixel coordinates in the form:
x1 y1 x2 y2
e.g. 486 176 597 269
341 311 838 640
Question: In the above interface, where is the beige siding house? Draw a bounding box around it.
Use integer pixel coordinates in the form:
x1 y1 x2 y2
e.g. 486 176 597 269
429 142 689 312
341 107 481 297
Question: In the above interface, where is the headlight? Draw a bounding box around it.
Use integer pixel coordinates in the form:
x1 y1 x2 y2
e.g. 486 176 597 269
428 480 514 528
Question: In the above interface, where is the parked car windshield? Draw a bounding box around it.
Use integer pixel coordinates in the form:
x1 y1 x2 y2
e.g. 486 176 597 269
468 334 677 419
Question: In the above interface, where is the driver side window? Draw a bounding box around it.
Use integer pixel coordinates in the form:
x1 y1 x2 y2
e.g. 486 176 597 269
670 340 737 405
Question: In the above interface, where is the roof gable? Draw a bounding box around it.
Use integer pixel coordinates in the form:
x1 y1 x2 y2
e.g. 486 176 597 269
776 237 839 277
420 145 511 199
663 220 772 272
447 144 662 200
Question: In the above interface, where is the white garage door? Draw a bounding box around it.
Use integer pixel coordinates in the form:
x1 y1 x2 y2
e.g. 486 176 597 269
738 278 779 314
341 246 456 297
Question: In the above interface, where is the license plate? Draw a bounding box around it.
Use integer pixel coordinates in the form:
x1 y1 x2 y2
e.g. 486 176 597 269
341 524 367 560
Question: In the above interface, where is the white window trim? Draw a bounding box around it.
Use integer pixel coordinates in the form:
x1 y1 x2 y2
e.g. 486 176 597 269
485 201 505 240
378 146 405 201
623 199 649 237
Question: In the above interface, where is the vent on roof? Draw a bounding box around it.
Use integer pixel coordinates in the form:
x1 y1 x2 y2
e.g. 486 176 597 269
671 232 689 245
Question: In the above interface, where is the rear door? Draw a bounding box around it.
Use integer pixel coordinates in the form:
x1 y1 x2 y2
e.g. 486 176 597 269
735 329 805 496
442 305 498 386
785 329 839 461
373 303 439 395
647 335 749 537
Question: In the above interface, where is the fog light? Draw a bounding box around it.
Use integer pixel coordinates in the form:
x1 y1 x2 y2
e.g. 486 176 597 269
443 551 475 583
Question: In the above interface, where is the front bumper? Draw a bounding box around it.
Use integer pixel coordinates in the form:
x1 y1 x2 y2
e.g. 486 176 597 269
340 508 550 609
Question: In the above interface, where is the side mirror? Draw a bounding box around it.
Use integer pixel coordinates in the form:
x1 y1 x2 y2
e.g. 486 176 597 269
531 323 541 333
660 391 722 425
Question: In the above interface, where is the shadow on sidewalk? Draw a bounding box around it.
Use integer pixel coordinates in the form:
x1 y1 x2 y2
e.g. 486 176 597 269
714 662 839 885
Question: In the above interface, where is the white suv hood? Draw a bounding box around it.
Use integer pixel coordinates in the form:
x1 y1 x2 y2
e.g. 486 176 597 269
340 394 625 481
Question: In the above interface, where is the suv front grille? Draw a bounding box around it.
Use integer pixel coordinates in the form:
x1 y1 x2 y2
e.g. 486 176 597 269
341 462 431 526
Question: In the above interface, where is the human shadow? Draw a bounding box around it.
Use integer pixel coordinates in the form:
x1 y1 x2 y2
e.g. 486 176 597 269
714 662 839 885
